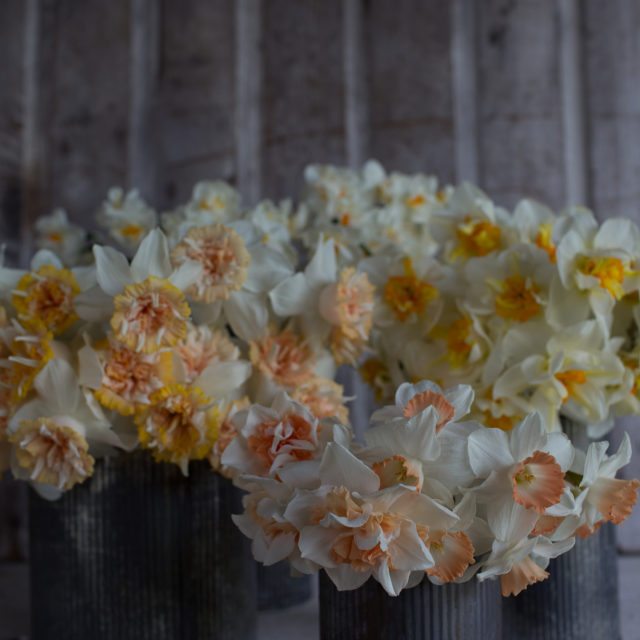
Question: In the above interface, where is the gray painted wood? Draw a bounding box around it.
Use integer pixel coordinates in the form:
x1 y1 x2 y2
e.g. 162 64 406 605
29 454 257 640
477 0 565 209
155 0 236 207
129 0 160 201
319 572 502 640
365 0 455 181
235 0 263 206
262 0 346 199
0 0 28 265
44 0 131 225
559 0 589 207
452 0 479 183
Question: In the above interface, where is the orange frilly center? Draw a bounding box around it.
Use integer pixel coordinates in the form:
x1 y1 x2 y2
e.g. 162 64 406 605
246 411 316 470
590 476 640 525
171 224 250 303
111 276 190 354
291 376 349 423
249 329 314 387
403 389 455 432
372 455 423 491
501 557 549 597
511 450 564 514
421 529 475 583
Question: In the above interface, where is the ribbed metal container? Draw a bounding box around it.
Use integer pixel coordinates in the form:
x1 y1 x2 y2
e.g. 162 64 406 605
502 419 621 640
319 573 502 640
257 561 312 610
29 454 257 640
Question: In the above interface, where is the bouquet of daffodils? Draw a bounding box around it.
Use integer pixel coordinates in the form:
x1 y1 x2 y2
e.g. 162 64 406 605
226 380 638 597
0 181 367 498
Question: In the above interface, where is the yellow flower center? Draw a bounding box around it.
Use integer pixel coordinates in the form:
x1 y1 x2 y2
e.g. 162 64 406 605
483 411 515 431
12 265 80 335
577 255 628 299
494 275 541 322
120 223 144 239
136 384 220 469
454 218 502 258
535 224 556 262
111 276 190 354
359 358 391 403
406 194 426 208
431 316 474 369
383 258 438 321
6 330 54 404
555 369 587 401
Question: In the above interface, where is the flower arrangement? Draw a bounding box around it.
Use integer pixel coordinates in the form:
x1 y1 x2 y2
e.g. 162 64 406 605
1 160 638 598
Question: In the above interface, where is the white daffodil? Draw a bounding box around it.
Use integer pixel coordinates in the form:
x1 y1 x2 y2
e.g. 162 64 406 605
468 413 574 522
96 187 157 254
221 392 350 487
477 501 574 596
552 215 640 325
462 244 555 327
161 181 240 239
77 228 201 353
429 183 514 263
364 382 477 495
0 249 95 337
269 239 374 365
34 208 87 266
285 442 458 596
7 359 122 499
493 320 626 434
168 222 294 343
571 434 639 537
360 249 445 333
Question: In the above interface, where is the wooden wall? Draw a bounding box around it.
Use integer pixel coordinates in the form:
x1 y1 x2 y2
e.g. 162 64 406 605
1 0 640 632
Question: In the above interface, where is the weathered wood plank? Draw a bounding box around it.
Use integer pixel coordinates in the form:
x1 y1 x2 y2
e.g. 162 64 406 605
477 0 565 209
129 0 160 201
584 0 640 551
235 0 263 205
365 0 455 181
156 0 236 208
452 0 479 182
0 0 28 264
262 0 346 199
43 0 131 225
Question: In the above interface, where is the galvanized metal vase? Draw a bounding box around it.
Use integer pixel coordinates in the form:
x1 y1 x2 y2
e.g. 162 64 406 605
502 420 622 640
257 561 312 610
319 572 502 640
29 453 257 640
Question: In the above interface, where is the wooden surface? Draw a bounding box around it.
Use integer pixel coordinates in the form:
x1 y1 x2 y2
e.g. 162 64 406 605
1 0 640 633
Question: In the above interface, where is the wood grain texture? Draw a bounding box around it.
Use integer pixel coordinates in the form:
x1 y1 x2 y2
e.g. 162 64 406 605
155 0 236 208
584 0 640 220
365 0 455 181
41 0 131 226
320 572 502 640
0 0 28 264
29 455 257 640
477 0 565 209
262 0 346 199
